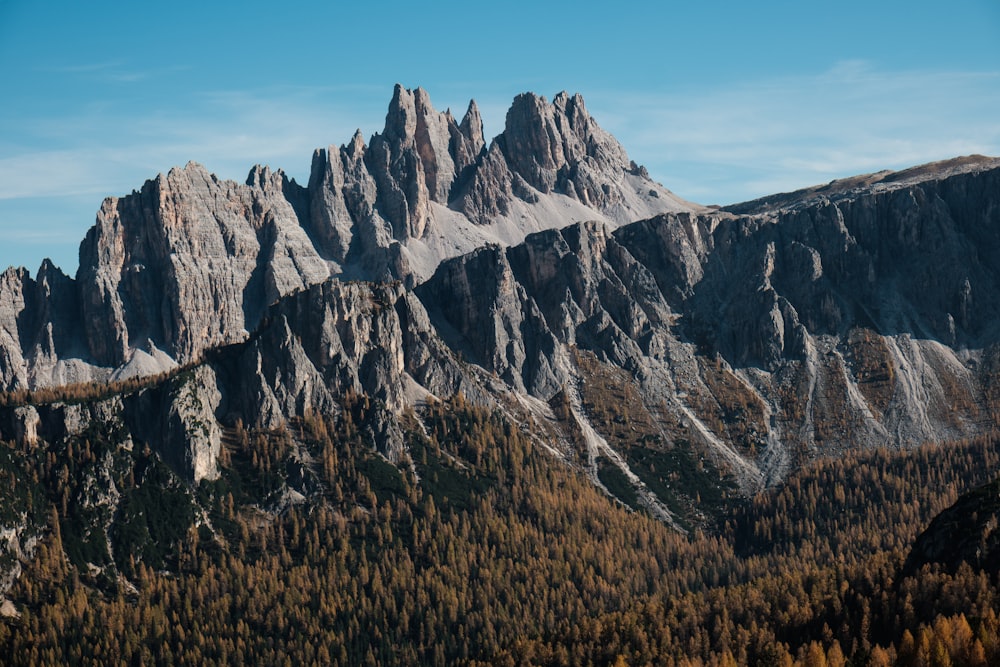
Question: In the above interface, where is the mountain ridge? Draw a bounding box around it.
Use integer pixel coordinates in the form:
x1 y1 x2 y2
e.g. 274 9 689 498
1 86 999 514
2 152 998 517
723 154 1000 216
2 86 1000 666
0 85 694 392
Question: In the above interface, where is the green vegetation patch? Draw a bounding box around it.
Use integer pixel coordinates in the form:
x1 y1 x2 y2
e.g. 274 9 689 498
409 434 493 513
626 441 737 528
596 457 640 510
357 454 409 504
111 449 195 573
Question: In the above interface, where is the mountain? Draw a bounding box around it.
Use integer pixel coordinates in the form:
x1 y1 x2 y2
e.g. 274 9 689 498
1 86 998 514
2 85 1000 665
0 85 694 392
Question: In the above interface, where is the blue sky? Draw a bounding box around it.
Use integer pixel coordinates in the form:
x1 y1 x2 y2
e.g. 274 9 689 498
1 0 998 274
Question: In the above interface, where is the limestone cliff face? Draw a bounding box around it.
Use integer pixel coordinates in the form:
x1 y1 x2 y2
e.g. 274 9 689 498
415 244 562 397
0 277 473 477
456 91 693 226
0 86 690 393
190 279 472 465
20 152 992 497
0 268 32 391
0 86 998 519
417 158 1000 490
499 92 631 206
76 162 330 369
0 261 85 390
691 157 1000 370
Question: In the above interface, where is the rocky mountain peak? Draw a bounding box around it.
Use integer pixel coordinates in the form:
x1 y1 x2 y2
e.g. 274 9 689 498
246 163 288 193
0 84 696 393
365 85 494 239
497 90 640 211
347 128 367 156
458 99 485 157
500 92 566 182
551 91 592 134
383 83 420 141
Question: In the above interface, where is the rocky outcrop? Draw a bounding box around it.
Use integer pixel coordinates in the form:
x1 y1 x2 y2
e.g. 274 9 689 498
456 91 695 226
164 365 223 483
0 86 691 393
0 261 87 391
0 267 32 391
689 158 1000 370
452 142 518 224
416 244 562 397
191 279 473 463
1 83 998 524
77 162 331 369
499 92 630 206
414 159 1000 492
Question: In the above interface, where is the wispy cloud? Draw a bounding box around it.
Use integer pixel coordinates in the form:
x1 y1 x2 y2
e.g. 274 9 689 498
1 64 998 241
590 63 1000 203
39 61 125 74
0 85 395 202
36 61 193 87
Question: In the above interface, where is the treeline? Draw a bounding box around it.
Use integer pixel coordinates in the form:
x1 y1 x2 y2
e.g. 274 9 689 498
0 341 246 408
0 367 182 408
2 397 1000 665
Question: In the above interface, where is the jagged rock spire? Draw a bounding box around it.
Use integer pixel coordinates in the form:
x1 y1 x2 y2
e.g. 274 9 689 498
0 85 695 391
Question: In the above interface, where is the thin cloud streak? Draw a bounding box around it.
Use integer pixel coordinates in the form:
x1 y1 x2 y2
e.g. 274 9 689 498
0 86 394 202
594 64 1000 203
37 61 124 74
1 65 998 215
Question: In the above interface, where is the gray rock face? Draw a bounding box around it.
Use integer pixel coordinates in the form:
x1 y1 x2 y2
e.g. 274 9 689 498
11 406 39 445
499 92 629 205
306 139 358 264
414 159 1000 490
199 279 472 463
0 154 996 534
366 86 433 241
0 268 31 391
1 87 998 516
456 91 695 226
416 244 562 397
77 162 331 368
452 142 517 224
690 158 1000 369
0 261 86 390
0 85 691 394
361 85 492 243
164 365 223 483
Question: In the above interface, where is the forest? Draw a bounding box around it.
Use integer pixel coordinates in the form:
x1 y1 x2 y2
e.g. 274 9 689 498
1 391 1000 666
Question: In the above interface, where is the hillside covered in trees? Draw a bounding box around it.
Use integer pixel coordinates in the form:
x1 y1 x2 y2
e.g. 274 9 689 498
1 391 1000 665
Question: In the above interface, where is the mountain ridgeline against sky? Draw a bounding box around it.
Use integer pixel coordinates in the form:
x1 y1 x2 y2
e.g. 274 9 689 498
0 85 694 390
0 86 999 506
3 85 1000 664
0 104 995 517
